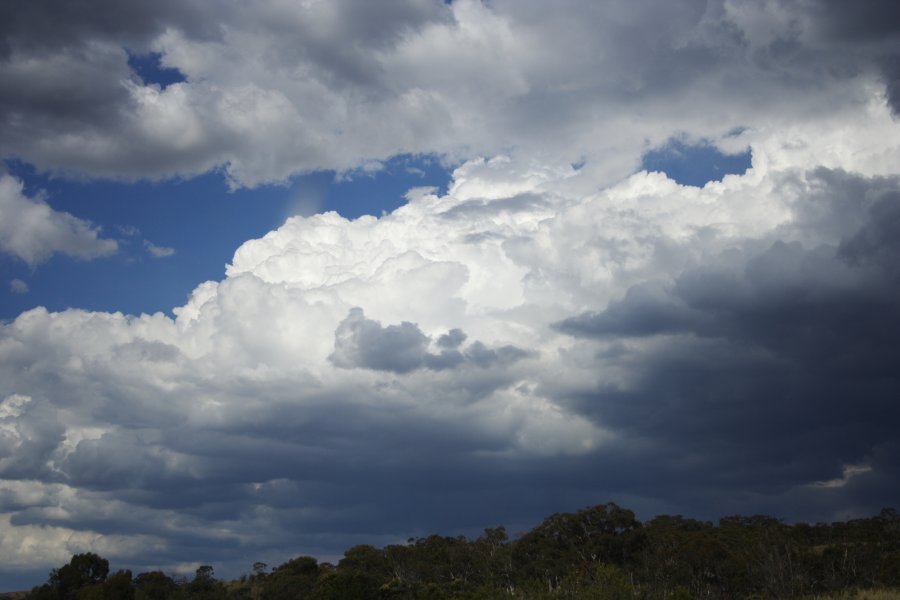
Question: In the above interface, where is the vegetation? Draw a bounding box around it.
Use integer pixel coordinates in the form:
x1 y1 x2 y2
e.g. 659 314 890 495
15 504 900 600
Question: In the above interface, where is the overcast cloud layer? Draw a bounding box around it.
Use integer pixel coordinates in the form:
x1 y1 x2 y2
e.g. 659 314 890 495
1 0 900 586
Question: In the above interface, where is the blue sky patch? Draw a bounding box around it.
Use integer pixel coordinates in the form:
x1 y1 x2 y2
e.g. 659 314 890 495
127 51 187 88
642 140 751 187
0 156 453 320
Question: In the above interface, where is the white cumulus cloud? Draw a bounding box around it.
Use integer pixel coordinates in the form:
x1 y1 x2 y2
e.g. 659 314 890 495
1 1 898 187
0 175 117 266
1 99 899 577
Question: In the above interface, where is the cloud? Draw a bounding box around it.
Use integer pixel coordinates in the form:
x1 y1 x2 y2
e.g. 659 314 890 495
437 328 466 349
329 308 535 373
463 341 534 369
1 0 900 586
330 307 430 373
9 278 28 294
546 167 900 516
0 175 118 266
0 393 64 481
814 464 873 489
838 191 900 275
3 126 900 581
144 240 176 258
0 1 898 186
116 225 141 237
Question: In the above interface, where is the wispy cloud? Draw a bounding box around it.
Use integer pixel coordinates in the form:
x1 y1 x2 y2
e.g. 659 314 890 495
9 278 28 294
814 464 874 489
144 240 176 258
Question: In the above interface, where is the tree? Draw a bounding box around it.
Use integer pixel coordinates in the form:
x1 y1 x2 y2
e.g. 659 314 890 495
184 565 223 600
251 562 268 580
513 503 643 592
75 570 133 600
261 556 320 600
48 553 111 600
134 571 178 600
474 527 512 592
337 545 391 583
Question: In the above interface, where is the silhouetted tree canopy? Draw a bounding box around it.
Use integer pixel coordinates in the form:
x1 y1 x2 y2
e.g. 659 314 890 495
21 504 900 599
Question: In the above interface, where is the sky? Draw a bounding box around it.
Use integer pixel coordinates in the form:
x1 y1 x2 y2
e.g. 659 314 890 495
1 0 899 590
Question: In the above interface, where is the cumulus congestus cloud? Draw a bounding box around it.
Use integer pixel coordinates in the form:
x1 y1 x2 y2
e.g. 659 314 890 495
4 143 900 576
552 170 900 503
0 0 900 586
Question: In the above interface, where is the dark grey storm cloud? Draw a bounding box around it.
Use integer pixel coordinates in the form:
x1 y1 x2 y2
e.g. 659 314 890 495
330 307 431 373
437 328 467 349
0 0 215 166
464 341 535 369
554 280 700 338
331 309 534 373
0 0 213 57
423 349 465 370
802 0 900 114
807 0 900 43
551 168 900 518
839 191 900 275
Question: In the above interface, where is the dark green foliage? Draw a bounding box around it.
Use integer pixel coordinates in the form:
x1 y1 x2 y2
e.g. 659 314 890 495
56 553 109 600
26 553 111 600
22 504 900 600
512 502 642 592
25 586 57 600
260 556 320 600
76 569 134 600
183 565 224 600
134 571 178 600
306 571 379 600
322 544 390 600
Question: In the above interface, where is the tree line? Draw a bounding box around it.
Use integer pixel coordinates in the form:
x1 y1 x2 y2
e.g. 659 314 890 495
17 503 900 599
